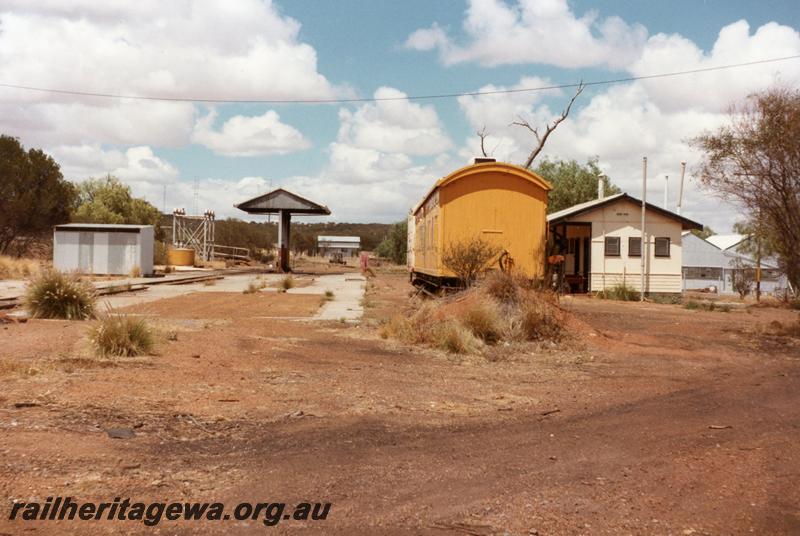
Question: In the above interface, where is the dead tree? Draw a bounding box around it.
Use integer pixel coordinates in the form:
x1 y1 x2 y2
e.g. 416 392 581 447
477 126 489 157
512 81 585 169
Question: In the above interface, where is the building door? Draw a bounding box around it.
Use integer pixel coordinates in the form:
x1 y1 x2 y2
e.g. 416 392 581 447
582 231 591 292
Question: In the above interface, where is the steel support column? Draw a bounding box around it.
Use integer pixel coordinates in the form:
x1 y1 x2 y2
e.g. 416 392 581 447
278 209 291 272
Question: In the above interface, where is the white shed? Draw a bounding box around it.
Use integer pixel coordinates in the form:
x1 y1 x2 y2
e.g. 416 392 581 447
53 224 154 276
317 236 361 257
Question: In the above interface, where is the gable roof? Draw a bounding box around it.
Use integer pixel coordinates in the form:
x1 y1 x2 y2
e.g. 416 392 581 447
235 188 331 215
706 234 745 251
547 192 703 231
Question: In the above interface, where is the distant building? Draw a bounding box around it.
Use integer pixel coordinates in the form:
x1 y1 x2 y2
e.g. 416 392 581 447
683 232 787 294
317 236 360 257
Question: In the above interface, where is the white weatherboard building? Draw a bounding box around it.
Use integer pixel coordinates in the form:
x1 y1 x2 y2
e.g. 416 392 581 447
53 224 154 276
547 193 703 294
317 236 360 257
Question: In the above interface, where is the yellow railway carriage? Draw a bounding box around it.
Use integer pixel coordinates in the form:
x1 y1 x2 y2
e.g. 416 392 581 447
408 159 551 289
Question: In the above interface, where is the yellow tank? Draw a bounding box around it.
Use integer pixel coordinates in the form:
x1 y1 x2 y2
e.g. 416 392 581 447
410 160 551 286
166 248 195 266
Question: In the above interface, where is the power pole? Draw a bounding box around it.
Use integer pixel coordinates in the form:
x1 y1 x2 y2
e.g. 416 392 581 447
641 157 647 302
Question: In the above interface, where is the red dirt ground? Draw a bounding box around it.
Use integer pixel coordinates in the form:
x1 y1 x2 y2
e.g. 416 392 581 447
1 273 799 535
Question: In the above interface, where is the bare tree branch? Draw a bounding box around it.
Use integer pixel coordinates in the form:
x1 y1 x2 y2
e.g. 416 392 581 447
514 81 585 169
476 126 489 157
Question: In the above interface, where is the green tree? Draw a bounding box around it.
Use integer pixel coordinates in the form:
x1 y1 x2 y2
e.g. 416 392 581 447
0 135 76 255
374 220 407 265
693 87 800 290
535 157 621 214
72 175 160 227
691 226 716 240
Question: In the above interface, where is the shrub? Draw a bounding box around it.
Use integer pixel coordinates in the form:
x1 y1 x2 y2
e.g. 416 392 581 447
281 275 296 291
515 294 563 341
383 279 567 355
90 314 154 357
129 265 142 278
153 241 169 265
684 300 730 312
649 293 683 305
24 270 96 320
459 300 503 343
483 270 520 304
442 237 501 288
731 258 755 299
324 289 334 300
597 284 639 301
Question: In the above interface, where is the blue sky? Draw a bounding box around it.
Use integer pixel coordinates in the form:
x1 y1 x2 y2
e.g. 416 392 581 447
1 0 798 231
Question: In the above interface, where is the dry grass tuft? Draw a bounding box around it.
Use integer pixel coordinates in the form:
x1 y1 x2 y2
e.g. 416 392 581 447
483 270 521 304
0 255 43 280
514 293 564 342
243 280 264 294
281 275 296 291
0 359 39 378
382 278 567 355
432 320 481 354
767 316 800 338
24 270 96 320
458 299 503 343
89 314 155 357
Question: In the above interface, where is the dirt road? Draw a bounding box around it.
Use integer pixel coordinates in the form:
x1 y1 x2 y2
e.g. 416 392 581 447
1 273 798 534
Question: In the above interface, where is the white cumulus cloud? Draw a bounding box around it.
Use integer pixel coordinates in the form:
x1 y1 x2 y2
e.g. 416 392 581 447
52 144 179 186
405 0 647 69
192 110 311 157
0 1 339 147
631 20 800 113
337 87 453 156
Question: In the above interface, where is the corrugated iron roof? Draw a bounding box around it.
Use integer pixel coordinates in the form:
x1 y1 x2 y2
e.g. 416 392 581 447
706 234 745 251
317 236 360 242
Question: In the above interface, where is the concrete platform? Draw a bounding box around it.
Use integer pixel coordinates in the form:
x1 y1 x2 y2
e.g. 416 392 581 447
288 273 366 321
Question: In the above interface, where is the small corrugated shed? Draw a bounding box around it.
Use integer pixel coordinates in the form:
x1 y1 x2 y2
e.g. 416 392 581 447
53 223 154 276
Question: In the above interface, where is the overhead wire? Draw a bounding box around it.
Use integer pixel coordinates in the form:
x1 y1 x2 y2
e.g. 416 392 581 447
0 55 797 104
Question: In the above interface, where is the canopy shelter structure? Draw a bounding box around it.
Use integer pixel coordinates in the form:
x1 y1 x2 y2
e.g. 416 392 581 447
235 188 331 272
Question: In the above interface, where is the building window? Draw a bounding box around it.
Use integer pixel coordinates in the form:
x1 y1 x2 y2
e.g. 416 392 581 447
655 237 670 257
683 267 722 279
628 237 641 257
604 236 620 257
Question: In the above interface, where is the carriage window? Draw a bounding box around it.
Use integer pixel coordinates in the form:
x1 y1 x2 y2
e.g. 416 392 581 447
604 236 620 257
